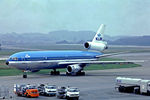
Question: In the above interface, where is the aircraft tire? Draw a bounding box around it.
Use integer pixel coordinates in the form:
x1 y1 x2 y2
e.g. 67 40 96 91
81 72 85 76
76 72 85 76
51 71 54 75
56 71 60 75
23 74 27 78
66 72 71 76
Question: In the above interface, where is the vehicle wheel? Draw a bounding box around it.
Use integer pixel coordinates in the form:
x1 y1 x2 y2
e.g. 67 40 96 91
23 74 27 78
66 96 69 99
27 94 30 98
133 87 140 94
147 91 150 95
10 96 13 98
76 97 79 100
44 93 47 96
118 86 124 92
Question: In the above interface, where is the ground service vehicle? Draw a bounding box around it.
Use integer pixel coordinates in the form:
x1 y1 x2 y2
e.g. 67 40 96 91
57 87 67 99
38 84 57 96
66 87 80 100
116 77 150 95
14 84 39 98
57 87 79 100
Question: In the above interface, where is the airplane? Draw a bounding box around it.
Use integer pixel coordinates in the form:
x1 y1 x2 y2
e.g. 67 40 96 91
4 24 141 78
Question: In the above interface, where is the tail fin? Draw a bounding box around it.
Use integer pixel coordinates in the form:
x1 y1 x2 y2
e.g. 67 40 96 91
92 24 105 43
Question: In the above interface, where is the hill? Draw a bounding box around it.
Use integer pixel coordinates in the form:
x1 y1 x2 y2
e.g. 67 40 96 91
0 31 150 46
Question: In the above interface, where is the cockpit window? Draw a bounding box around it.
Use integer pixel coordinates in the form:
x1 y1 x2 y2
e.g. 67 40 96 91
12 57 18 60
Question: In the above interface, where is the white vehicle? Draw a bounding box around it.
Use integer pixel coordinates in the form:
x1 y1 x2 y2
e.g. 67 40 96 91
38 84 57 96
116 77 150 95
66 87 80 100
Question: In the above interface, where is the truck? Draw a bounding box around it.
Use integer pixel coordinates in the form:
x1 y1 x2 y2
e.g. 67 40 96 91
14 84 39 98
38 84 57 96
116 77 150 95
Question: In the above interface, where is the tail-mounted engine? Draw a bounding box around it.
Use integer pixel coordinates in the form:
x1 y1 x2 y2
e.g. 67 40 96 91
84 24 108 52
84 41 108 51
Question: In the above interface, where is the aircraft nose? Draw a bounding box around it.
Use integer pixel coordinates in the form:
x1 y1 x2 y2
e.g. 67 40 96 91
6 61 9 65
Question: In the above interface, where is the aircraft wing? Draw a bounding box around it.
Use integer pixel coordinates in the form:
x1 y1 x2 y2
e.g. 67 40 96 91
58 60 144 65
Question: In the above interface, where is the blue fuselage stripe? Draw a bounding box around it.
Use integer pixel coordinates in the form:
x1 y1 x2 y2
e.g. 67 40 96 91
8 50 102 61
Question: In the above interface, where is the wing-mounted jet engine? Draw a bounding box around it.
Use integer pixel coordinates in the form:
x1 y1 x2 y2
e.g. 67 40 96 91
66 64 85 75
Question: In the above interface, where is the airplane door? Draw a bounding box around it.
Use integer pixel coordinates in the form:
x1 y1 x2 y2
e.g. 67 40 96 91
24 54 31 70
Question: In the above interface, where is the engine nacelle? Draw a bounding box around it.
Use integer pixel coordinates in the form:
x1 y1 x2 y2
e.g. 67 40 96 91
67 64 82 73
84 41 108 51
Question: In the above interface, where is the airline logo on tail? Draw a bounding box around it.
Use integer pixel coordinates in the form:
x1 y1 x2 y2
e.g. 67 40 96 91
92 24 105 42
96 33 103 41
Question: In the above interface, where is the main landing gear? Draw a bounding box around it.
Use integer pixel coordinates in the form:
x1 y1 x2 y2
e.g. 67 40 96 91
50 69 60 75
23 71 27 78
66 71 85 76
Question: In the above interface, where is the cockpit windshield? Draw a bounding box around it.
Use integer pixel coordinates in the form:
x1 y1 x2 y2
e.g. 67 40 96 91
68 88 79 92
9 57 18 61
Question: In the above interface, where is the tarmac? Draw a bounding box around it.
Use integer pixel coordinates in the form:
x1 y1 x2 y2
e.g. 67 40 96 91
0 52 150 100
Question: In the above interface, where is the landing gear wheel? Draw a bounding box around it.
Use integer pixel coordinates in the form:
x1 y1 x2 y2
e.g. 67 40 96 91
23 74 27 78
56 71 60 75
23 71 27 78
80 72 85 76
76 71 85 76
66 72 71 76
51 71 54 75
50 70 60 75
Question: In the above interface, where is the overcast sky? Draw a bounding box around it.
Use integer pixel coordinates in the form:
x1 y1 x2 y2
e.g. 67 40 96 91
0 0 150 36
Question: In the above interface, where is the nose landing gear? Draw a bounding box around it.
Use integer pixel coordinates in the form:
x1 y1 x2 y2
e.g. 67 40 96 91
23 71 27 78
